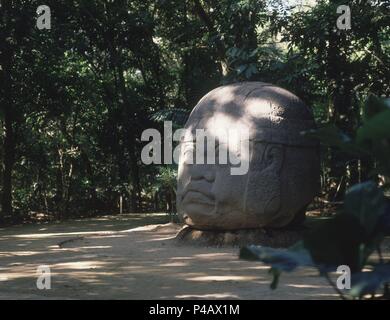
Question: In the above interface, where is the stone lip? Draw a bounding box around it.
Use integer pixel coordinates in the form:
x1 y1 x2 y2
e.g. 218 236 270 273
175 225 302 248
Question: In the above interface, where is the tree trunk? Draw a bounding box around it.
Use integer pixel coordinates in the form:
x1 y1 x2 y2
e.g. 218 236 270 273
326 22 356 200
1 109 15 218
129 147 141 212
154 192 159 211
192 0 228 76
0 4 15 221
115 58 142 212
166 189 172 213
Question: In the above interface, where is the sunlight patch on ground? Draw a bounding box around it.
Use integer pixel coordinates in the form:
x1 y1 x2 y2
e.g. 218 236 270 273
194 253 235 261
310 293 341 298
0 251 42 257
186 275 260 282
0 214 345 299
62 246 112 250
143 236 177 242
2 231 116 239
246 265 270 270
0 268 37 281
53 260 108 270
159 262 189 267
287 284 329 289
175 293 240 299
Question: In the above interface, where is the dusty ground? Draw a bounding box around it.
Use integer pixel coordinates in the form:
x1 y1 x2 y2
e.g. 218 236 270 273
0 213 384 300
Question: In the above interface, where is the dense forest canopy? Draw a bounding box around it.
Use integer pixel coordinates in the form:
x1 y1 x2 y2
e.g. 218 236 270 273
0 0 389 224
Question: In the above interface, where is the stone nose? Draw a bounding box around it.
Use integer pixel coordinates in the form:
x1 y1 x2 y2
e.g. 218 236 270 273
189 164 216 183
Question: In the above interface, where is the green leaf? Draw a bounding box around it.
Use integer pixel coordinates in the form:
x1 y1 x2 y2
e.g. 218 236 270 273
227 47 239 57
239 241 314 272
151 108 190 126
356 109 390 145
344 181 386 236
248 48 259 58
245 64 257 79
350 263 390 298
363 94 389 121
303 125 348 146
343 182 388 266
303 125 364 156
269 268 281 290
236 64 247 75
240 242 314 290
304 182 386 273
304 213 366 273
371 141 390 177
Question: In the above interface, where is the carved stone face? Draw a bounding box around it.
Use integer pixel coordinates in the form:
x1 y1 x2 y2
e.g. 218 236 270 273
177 82 320 230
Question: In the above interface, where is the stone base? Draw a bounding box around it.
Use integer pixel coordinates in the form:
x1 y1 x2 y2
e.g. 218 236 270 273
175 226 302 248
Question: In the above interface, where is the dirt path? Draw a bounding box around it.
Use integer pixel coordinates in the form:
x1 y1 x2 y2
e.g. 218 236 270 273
0 214 357 299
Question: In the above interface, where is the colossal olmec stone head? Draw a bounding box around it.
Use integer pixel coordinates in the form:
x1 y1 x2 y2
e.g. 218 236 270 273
177 82 320 230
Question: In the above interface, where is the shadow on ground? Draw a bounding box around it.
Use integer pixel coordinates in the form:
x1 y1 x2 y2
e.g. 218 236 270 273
0 213 376 300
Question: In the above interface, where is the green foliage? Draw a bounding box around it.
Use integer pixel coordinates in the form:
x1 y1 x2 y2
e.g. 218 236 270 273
240 96 390 299
151 108 190 127
351 263 390 298
240 242 314 271
155 166 177 194
0 1 389 225
240 242 314 290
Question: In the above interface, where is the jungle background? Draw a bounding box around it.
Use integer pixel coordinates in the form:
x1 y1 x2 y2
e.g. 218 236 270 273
0 0 389 225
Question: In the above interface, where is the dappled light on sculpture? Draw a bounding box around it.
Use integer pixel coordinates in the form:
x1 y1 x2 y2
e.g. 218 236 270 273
177 82 320 238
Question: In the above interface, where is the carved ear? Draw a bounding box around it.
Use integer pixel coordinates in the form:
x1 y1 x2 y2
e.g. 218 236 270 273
262 145 284 173
244 143 283 217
